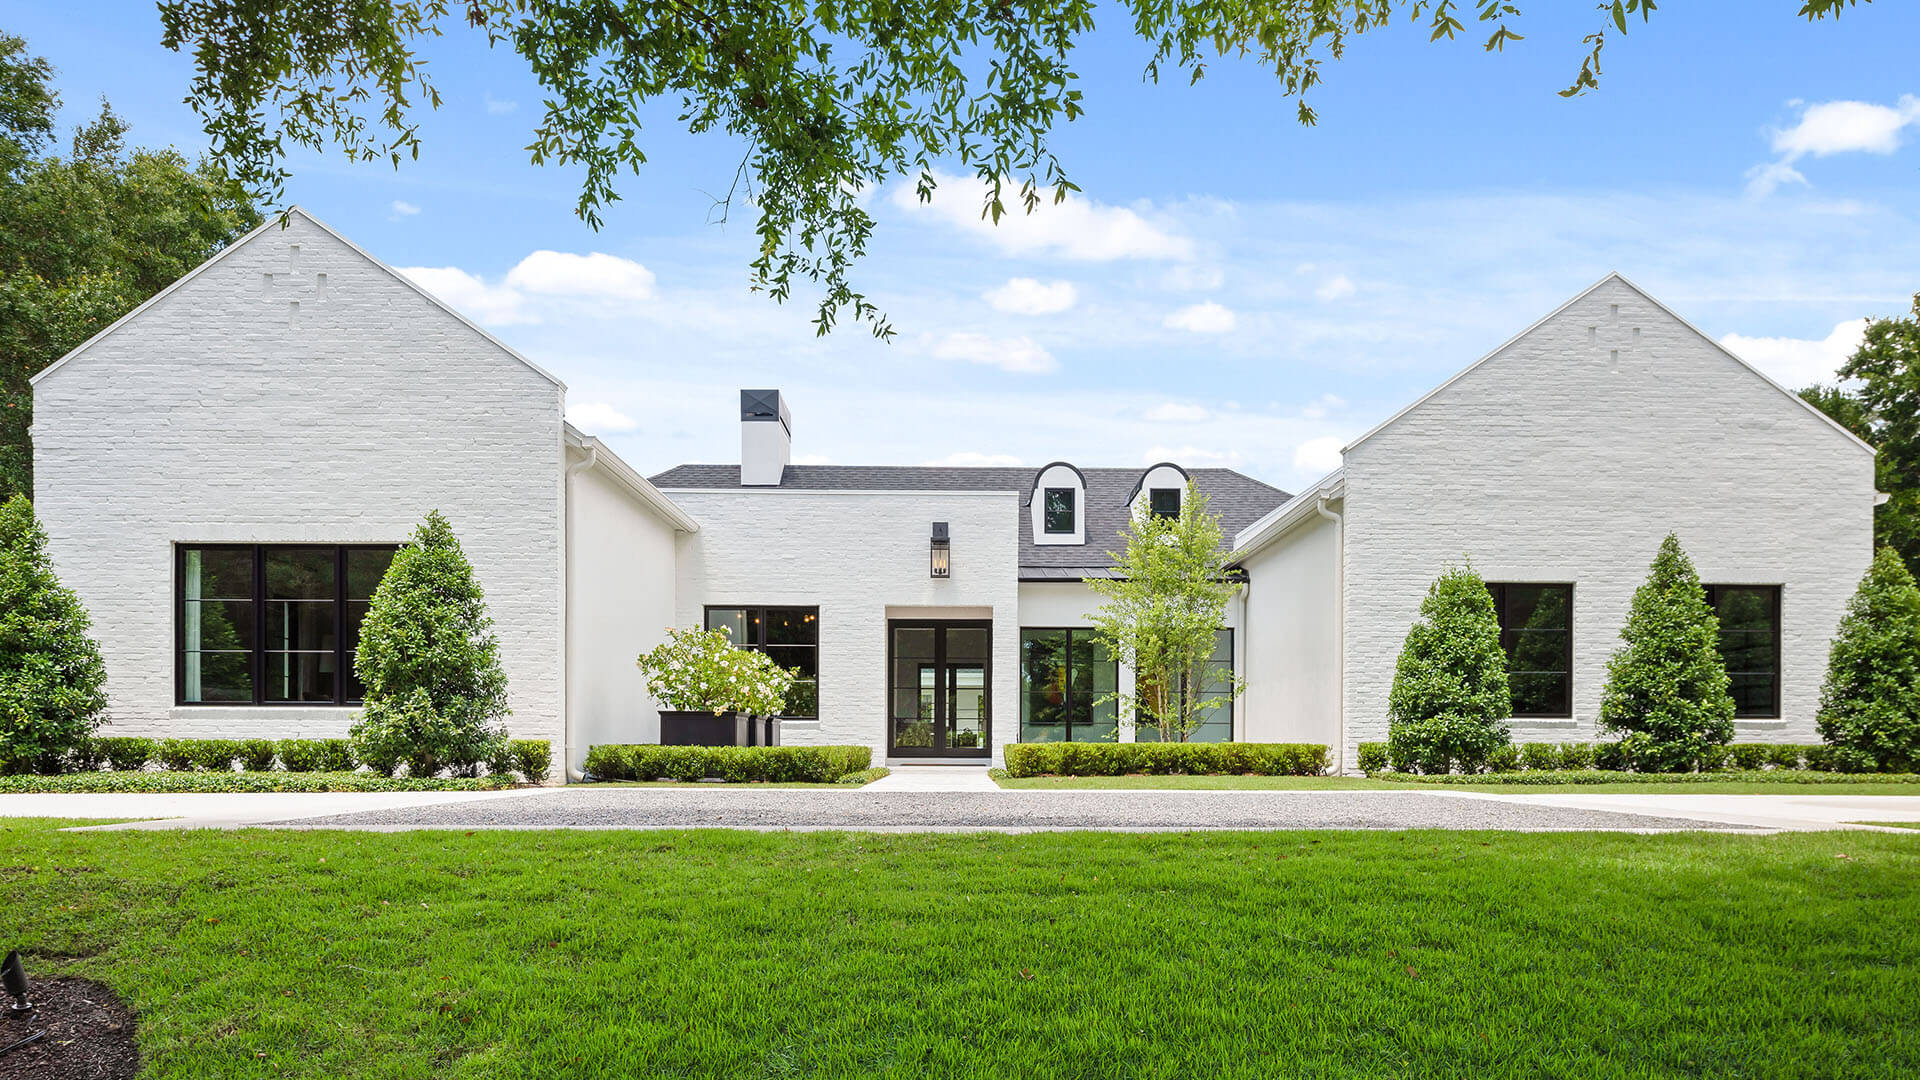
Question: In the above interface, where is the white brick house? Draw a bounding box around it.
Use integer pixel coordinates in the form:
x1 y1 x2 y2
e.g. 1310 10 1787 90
31 212 1877 777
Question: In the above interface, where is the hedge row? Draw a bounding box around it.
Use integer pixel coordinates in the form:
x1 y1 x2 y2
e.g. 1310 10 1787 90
1357 741 1873 776
583 745 874 784
0 771 516 794
70 737 553 782
1372 769 1920 787
1002 742 1329 778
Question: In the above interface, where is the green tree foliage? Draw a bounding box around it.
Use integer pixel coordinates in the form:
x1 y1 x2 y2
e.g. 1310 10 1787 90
1817 547 1920 773
0 31 260 499
350 511 510 778
151 2 1861 336
1087 484 1244 742
1599 533 1735 771
0 494 107 774
1385 565 1511 774
1800 294 1920 572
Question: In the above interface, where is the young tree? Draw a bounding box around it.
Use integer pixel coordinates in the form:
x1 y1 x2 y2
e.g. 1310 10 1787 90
152 2 1860 335
1801 294 1920 573
1599 533 1735 771
350 511 509 778
1087 483 1243 743
1817 547 1920 773
1385 564 1511 774
0 32 260 498
0 495 107 774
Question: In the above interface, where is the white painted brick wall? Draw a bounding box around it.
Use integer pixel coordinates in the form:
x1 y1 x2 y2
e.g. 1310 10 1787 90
665 489 1021 763
1340 276 1877 764
30 211 567 750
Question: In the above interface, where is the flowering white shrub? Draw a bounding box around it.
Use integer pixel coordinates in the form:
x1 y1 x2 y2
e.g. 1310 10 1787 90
637 627 797 716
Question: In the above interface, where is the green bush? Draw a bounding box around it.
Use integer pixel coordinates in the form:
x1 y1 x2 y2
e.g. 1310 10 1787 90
96 737 154 771
1727 744 1770 771
584 744 873 784
1373 769 1920 787
1487 744 1521 772
1594 740 1629 771
188 739 244 771
512 739 552 784
157 738 196 771
1356 742 1388 773
0 496 109 774
1818 547 1920 773
1769 744 1807 771
999 742 1327 778
350 511 509 778
1386 565 1513 774
1518 743 1558 771
0 771 514 794
238 739 278 771
1804 745 1840 773
278 738 355 773
1599 533 1736 771
1556 742 1596 770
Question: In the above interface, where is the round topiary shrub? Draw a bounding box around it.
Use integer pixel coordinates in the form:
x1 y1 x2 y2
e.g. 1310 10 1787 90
1386 564 1513 774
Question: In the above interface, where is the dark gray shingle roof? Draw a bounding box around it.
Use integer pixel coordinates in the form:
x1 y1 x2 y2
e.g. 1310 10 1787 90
647 464 1292 578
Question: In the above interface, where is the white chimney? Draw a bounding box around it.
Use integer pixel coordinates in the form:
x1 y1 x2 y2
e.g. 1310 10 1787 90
739 389 791 486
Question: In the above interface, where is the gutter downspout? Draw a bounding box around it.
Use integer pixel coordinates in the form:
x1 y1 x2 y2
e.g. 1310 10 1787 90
1314 496 1346 776
563 441 599 782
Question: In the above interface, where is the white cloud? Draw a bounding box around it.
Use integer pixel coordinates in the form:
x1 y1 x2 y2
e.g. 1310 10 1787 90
1314 274 1356 302
1749 95 1920 196
1160 264 1225 291
983 277 1078 315
1719 319 1868 388
923 451 1025 467
397 266 531 325
923 331 1058 374
1291 436 1345 475
506 251 656 302
1299 394 1346 421
1141 444 1243 467
566 400 639 434
1163 301 1237 334
892 171 1194 261
1144 402 1210 423
1772 96 1920 159
484 93 519 115
390 199 420 217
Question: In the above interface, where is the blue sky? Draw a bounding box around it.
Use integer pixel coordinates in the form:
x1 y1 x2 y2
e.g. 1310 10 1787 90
13 4 1920 488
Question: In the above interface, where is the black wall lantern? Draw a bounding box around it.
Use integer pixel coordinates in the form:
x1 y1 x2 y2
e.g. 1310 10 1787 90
929 521 951 578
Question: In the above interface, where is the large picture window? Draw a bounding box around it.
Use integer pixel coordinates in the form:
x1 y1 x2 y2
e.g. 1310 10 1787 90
1137 628 1234 743
178 545 397 706
705 606 819 718
1487 583 1573 718
1704 585 1781 719
1019 628 1118 742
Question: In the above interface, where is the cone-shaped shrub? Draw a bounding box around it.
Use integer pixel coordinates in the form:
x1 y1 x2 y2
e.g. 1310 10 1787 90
350 511 508 777
0 495 108 774
1386 564 1512 773
1599 533 1734 771
1817 547 1920 772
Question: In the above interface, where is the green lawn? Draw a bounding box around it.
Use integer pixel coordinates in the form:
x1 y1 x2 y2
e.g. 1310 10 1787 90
4 820 1916 1078
993 772 1920 794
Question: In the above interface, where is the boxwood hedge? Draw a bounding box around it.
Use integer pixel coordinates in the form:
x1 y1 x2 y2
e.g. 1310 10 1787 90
1000 742 1329 778
583 744 873 784
0 771 515 794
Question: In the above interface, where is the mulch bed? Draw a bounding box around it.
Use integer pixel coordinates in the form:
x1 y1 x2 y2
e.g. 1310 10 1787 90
0 976 138 1080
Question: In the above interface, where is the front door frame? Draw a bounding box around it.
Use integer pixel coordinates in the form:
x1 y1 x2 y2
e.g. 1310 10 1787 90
886 618 992 759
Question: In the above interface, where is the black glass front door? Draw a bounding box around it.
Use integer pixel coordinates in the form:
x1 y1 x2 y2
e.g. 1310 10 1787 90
888 621 991 757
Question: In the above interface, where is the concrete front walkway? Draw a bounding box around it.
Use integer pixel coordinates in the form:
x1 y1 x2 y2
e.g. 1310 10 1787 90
1429 790 1920 833
0 786 547 830
864 765 999 792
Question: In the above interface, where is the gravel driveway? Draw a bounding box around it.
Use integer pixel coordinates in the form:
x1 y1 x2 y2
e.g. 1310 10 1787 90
282 787 1749 832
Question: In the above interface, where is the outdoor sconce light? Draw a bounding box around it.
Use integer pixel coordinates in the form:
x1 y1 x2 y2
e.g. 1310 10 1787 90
929 521 951 578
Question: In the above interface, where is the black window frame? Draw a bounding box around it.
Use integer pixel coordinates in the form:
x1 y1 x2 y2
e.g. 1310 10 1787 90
703 605 820 719
1136 628 1235 743
1018 626 1120 743
1486 582 1574 719
1704 584 1783 720
1148 487 1181 520
175 543 398 707
1042 487 1076 535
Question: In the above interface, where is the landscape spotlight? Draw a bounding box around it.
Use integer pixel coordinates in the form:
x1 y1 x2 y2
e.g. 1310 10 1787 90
0 951 28 1014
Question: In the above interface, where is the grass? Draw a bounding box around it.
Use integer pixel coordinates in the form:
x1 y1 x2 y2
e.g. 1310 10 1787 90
992 772 1920 794
4 819 1917 1078
1852 821 1920 830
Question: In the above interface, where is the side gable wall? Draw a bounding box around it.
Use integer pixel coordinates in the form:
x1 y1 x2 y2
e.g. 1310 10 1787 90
32 212 567 743
1340 276 1875 759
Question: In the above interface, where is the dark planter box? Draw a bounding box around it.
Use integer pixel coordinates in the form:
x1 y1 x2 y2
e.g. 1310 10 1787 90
659 711 783 747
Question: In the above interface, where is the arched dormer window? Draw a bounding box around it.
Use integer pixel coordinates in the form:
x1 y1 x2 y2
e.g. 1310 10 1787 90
1129 462 1191 520
1029 462 1087 546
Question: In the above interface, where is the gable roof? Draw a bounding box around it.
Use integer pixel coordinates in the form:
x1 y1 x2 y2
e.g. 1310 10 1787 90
1340 272 1876 459
648 463 1292 578
31 207 564 391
